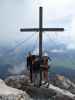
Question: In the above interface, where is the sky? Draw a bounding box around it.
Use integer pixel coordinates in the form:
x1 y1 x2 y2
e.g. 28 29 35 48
0 0 75 50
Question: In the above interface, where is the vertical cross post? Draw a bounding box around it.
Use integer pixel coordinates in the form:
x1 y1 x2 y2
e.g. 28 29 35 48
39 7 43 58
39 7 43 86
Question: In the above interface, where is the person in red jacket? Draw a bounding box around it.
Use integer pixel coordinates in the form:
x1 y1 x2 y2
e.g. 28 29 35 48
43 57 48 82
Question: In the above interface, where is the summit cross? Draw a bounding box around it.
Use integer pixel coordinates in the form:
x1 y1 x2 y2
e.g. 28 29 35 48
20 7 64 86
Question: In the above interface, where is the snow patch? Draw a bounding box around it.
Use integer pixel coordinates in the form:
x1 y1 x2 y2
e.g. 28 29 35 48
49 84 75 98
0 79 24 96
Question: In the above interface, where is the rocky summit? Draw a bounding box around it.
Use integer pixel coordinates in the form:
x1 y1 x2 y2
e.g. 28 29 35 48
0 79 31 100
5 74 75 100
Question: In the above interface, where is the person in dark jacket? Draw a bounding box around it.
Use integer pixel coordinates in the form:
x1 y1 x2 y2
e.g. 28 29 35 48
27 52 33 83
32 57 40 87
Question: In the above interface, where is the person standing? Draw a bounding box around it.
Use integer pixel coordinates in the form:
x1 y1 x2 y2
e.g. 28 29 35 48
41 57 49 88
43 57 48 82
32 57 40 87
27 52 33 83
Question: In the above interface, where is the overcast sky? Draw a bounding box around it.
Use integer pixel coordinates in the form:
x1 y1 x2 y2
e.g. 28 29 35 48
0 0 75 50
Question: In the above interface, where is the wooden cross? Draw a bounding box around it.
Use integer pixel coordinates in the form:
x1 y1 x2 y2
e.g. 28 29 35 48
20 7 64 86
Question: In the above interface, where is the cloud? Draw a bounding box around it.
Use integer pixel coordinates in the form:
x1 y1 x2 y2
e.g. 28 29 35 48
69 17 75 42
50 49 65 53
34 0 71 8
33 0 75 47
0 0 75 51
8 62 26 74
32 48 48 56
33 0 75 20
32 48 39 55
66 44 75 50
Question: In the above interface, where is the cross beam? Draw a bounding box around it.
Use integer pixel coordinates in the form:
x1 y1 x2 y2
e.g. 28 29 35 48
20 28 64 32
20 7 64 58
